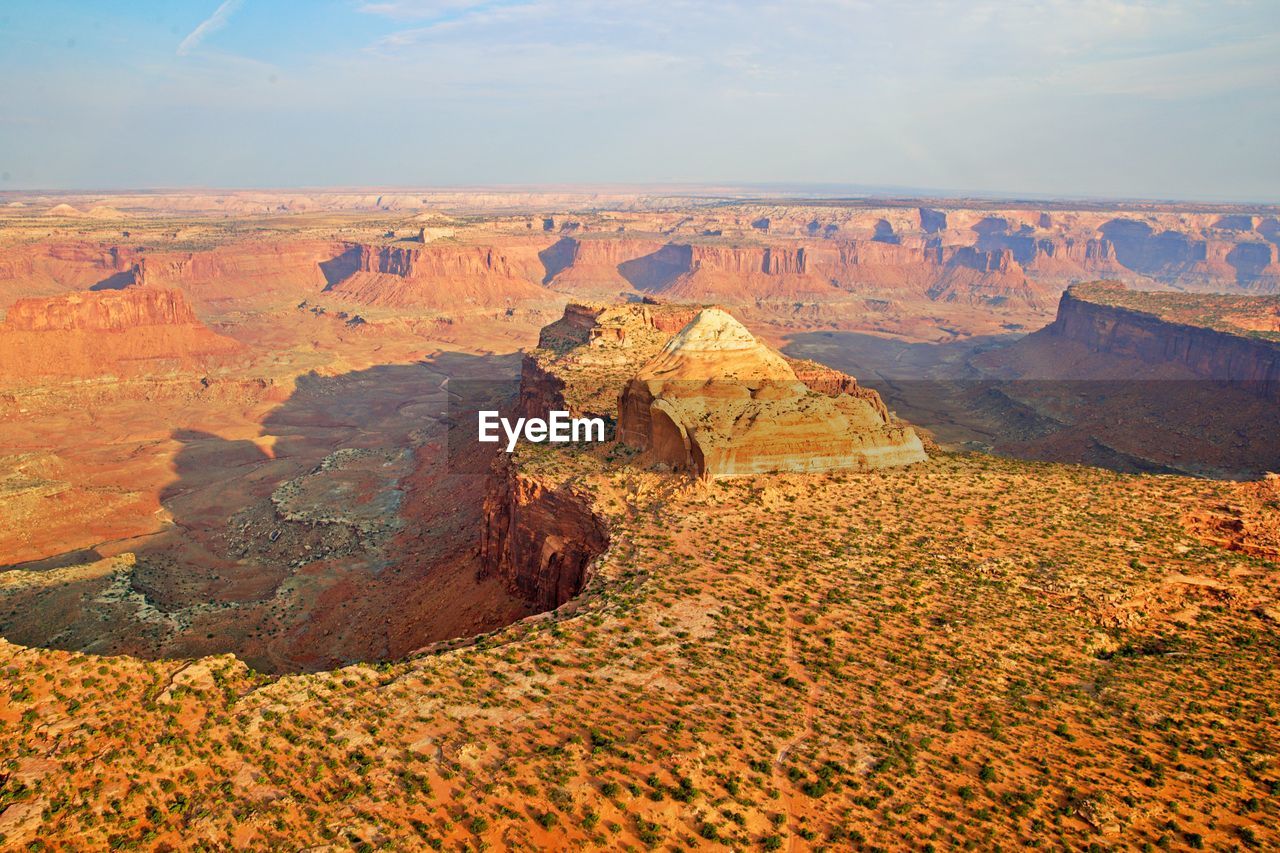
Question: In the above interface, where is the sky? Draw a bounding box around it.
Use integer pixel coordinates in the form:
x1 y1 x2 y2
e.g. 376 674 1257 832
0 0 1277 201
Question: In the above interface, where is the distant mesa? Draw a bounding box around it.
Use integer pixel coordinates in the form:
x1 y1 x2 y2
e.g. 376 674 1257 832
0 287 239 381
981 280 1280 400
618 308 926 479
966 280 1280 478
5 287 201 331
323 242 552 310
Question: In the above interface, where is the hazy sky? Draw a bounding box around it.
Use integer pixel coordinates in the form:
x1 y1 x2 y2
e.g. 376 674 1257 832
1 0 1277 200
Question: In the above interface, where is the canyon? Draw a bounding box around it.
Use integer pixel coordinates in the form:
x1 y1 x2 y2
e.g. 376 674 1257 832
0 192 1278 851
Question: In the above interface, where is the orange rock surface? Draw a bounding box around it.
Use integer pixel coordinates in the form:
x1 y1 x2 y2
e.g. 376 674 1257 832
0 287 240 380
618 308 927 478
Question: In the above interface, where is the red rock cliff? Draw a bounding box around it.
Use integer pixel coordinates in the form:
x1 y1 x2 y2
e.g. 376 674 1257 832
478 460 609 610
1049 284 1280 401
0 288 239 381
325 243 553 309
3 287 199 331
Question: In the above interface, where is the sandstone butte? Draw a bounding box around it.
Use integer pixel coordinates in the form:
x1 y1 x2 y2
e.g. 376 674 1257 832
617 308 927 479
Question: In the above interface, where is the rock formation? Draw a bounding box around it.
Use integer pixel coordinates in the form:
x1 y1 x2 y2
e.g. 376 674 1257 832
1186 474 1280 561
540 237 666 296
521 301 707 418
4 287 200 331
0 240 359 312
1029 282 1280 401
0 287 239 381
478 459 609 610
617 308 926 479
965 282 1280 478
323 242 553 309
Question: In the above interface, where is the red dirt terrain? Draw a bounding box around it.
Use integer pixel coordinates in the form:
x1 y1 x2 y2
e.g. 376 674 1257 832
0 193 1278 849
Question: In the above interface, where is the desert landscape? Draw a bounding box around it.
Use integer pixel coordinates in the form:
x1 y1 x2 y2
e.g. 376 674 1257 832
0 188 1276 849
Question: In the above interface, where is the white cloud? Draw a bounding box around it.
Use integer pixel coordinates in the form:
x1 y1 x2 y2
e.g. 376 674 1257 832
177 0 245 56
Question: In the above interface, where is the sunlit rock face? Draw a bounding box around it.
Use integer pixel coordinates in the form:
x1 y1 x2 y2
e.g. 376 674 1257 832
618 308 927 479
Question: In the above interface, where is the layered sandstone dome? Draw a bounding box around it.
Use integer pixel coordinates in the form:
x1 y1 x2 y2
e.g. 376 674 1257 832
618 309 926 479
637 307 796 381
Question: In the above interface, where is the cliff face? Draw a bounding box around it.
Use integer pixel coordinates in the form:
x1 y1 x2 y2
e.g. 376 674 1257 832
617 309 927 479
478 461 609 610
0 244 142 306
1048 285 1280 400
3 287 199 331
324 243 554 309
136 243 339 297
788 358 891 420
348 243 545 281
0 287 240 382
0 240 364 314
603 239 1047 306
541 238 666 295
515 355 570 419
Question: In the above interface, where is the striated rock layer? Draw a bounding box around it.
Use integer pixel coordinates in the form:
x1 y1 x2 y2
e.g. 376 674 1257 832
618 308 926 479
324 242 555 309
0 287 239 381
4 287 200 331
1044 282 1280 401
478 460 609 610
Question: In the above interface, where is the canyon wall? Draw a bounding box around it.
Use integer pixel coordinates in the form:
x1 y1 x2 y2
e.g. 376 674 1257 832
515 355 570 419
3 287 199 331
478 460 609 610
0 288 239 381
0 244 140 306
5 203 1276 323
1047 285 1280 401
607 239 1047 306
541 237 666 295
0 241 351 313
324 242 554 309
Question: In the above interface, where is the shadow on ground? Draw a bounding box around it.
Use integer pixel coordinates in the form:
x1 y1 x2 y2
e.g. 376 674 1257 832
785 330 1280 479
0 352 538 672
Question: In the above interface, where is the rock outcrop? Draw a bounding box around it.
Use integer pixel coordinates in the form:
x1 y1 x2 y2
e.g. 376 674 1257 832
478 460 609 610
617 309 926 479
1043 283 1280 401
524 301 707 418
0 287 239 381
1186 474 1280 561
